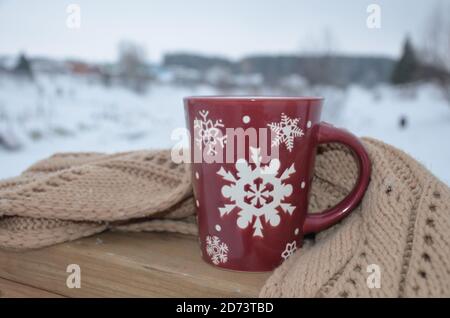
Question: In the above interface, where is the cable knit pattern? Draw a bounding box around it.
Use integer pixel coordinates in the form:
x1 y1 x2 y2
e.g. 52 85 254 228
260 138 450 297
0 138 449 297
0 150 194 249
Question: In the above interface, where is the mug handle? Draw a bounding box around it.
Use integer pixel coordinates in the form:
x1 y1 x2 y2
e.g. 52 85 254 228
303 122 371 235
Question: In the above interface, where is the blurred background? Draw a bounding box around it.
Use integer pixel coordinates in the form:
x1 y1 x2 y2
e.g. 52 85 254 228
0 0 449 184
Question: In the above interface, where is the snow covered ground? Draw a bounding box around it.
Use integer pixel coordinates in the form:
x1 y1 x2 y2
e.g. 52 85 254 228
336 85 450 185
0 74 449 185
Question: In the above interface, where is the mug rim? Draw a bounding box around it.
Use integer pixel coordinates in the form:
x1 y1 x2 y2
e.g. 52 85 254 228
184 95 324 102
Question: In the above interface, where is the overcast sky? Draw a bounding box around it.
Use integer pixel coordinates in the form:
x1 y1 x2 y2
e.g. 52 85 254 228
0 0 444 63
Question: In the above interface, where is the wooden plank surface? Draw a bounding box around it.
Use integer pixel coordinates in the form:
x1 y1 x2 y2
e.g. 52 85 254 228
0 232 270 297
0 277 63 298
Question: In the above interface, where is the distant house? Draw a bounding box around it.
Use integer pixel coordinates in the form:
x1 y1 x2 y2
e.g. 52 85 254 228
66 61 101 76
31 58 69 74
416 64 450 84
0 56 17 70
168 66 202 85
163 52 396 87
0 64 8 76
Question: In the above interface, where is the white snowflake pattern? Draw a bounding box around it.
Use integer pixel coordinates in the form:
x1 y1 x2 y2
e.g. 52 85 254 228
267 113 304 152
217 147 296 237
281 241 297 260
206 235 229 265
194 110 227 156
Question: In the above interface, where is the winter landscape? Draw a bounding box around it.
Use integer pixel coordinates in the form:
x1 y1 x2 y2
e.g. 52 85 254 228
0 67 449 184
1 1 449 185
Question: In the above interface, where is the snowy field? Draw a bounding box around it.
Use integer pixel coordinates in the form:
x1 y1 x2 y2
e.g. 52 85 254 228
0 74 449 185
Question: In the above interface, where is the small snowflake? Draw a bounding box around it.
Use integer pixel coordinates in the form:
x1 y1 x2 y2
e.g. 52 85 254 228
217 147 296 237
206 235 229 265
194 110 227 156
281 241 297 260
267 113 304 152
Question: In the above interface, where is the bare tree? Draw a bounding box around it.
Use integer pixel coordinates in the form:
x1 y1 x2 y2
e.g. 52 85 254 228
421 2 450 72
300 27 339 56
420 2 450 105
299 28 340 86
117 41 150 93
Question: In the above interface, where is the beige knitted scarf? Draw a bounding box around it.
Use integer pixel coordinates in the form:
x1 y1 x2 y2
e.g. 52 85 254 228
0 138 449 297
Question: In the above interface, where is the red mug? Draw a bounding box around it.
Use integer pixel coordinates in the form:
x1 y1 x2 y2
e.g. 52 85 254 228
184 96 371 271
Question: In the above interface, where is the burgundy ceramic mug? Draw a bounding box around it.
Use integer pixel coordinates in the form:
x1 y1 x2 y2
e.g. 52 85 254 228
184 96 371 271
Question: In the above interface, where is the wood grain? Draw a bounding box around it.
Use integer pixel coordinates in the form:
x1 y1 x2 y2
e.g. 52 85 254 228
0 232 270 297
0 277 63 298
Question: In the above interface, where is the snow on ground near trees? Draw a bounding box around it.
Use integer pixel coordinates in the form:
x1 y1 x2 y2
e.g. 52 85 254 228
0 74 449 185
339 85 450 185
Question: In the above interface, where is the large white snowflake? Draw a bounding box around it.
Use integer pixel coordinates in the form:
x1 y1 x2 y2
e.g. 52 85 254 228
206 235 229 265
194 110 227 156
267 113 304 152
217 147 296 237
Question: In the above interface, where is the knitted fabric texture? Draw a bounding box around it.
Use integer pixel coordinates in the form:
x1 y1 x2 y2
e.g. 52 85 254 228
0 138 449 297
0 150 197 250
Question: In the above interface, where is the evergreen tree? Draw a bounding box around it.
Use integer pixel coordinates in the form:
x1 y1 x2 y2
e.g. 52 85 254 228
13 53 33 78
391 37 418 84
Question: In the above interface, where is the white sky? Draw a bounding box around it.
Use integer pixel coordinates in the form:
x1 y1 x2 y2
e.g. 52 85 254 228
0 0 444 63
